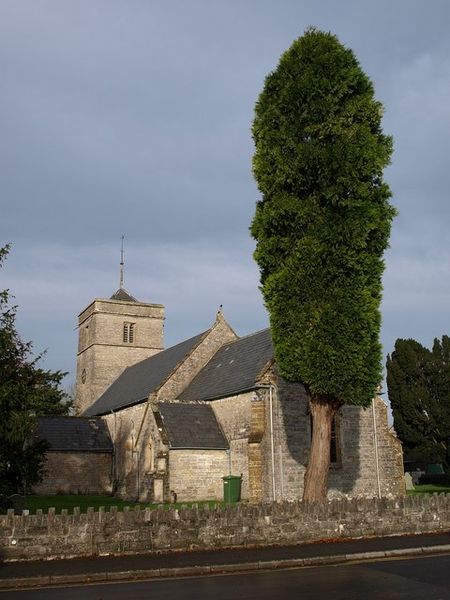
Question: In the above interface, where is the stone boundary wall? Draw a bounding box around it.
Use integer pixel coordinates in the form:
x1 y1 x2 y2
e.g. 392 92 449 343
1 495 450 562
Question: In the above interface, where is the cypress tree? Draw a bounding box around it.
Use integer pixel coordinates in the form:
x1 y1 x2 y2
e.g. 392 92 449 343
251 29 395 500
387 337 450 465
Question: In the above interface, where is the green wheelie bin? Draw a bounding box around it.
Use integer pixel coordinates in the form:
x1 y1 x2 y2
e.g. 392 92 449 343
222 474 242 503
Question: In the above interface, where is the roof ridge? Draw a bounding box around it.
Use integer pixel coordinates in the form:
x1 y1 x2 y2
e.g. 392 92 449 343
228 327 270 343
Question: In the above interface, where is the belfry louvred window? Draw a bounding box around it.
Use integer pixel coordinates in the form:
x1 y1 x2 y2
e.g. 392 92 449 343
123 322 135 343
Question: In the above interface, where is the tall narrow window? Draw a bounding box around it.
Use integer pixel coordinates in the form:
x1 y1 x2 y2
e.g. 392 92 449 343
330 415 342 465
123 322 135 343
309 413 342 466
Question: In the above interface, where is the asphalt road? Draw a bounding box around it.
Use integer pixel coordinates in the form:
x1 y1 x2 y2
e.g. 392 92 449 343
3 554 450 600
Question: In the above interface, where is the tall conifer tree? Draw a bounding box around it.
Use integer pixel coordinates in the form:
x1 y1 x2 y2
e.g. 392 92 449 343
251 29 395 500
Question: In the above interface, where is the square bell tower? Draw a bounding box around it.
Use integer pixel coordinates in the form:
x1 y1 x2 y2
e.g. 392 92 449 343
75 287 164 415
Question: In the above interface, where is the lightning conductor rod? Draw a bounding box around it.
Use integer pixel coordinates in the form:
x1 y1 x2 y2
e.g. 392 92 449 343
120 235 125 290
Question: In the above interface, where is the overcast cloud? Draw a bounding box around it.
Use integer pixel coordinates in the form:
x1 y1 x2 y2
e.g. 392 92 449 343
1 1 449 399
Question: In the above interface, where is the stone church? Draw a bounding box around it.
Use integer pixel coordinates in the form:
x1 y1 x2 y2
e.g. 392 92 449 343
35 285 405 502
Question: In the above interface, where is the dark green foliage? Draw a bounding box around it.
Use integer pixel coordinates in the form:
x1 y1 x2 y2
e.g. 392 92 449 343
387 337 450 465
251 29 395 405
0 245 71 495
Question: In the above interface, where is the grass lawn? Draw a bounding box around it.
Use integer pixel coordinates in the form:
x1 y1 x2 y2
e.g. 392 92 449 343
407 484 450 495
23 494 225 514
10 485 450 514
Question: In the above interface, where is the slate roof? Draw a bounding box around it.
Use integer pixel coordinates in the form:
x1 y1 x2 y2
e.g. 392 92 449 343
84 331 208 416
110 288 137 302
36 416 113 452
158 403 228 449
179 328 274 402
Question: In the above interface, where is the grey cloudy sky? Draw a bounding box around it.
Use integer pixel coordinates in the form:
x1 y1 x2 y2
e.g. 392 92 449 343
1 0 449 395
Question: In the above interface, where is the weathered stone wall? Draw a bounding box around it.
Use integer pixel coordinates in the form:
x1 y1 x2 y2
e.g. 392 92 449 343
211 393 252 499
78 384 403 505
33 452 112 495
169 450 229 501
328 397 404 497
103 404 167 502
262 375 405 502
76 298 164 415
2 495 449 562
261 380 309 503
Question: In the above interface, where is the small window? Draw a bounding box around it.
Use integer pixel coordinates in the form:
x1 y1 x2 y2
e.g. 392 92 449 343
123 322 135 343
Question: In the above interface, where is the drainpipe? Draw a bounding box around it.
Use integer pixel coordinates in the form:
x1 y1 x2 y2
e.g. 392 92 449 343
269 386 276 502
136 449 141 502
227 448 231 476
111 410 116 490
276 389 285 501
372 397 382 499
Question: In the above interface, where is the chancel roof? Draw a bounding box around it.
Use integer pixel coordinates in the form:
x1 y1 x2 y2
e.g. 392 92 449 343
178 328 274 402
36 416 112 452
158 403 228 450
83 331 208 416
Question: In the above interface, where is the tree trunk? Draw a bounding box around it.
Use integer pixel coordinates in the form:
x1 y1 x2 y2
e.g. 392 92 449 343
303 394 342 503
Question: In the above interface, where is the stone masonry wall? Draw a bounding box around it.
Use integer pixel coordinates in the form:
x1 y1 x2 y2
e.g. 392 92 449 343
2 495 450 562
104 404 172 503
101 384 403 504
264 374 405 502
169 450 229 502
262 379 310 503
211 393 252 500
76 298 164 415
33 452 112 495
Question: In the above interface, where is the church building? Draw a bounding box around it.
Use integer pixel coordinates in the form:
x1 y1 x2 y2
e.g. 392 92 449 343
35 281 405 502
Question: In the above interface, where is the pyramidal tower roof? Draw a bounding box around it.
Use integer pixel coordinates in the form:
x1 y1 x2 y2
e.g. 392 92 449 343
110 288 137 302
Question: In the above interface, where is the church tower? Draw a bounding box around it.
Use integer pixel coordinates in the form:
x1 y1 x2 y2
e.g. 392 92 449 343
75 241 165 415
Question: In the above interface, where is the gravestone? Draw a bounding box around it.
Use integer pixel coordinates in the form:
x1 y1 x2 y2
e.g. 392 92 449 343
411 468 425 485
404 472 414 491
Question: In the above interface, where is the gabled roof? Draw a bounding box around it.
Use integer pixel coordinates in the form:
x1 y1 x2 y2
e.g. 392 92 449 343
110 288 137 302
83 331 208 416
36 416 112 452
179 328 274 402
158 403 228 449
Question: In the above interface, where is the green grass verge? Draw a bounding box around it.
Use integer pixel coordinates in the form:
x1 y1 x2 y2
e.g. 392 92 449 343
22 494 227 514
407 484 450 495
19 486 450 513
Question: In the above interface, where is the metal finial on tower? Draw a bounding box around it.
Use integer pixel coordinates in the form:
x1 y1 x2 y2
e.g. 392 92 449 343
120 235 125 289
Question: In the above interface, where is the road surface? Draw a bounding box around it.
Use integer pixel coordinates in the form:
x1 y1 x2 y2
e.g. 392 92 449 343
3 553 450 600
